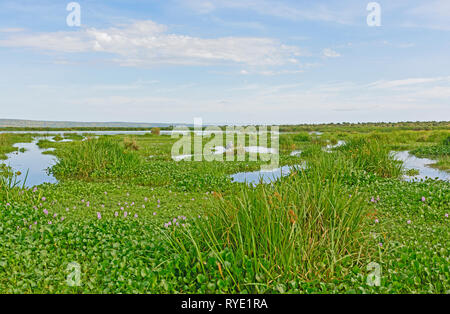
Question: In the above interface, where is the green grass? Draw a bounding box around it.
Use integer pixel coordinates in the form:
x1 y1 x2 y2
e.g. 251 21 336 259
168 152 372 292
410 136 450 172
0 133 34 160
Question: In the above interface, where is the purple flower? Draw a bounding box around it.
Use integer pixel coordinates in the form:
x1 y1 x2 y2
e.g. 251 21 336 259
157 199 160 204
142 205 146 209
81 199 85 203
53 213 58 218
124 211 128 218
42 197 46 201
101 204 105 208
104 191 108 195
375 219 379 224
34 221 37 225
114 212 118 217
43 209 48 215
120 207 124 211
378 243 383 247
134 214 138 218
407 220 411 224
157 204 160 208
421 196 426 202
48 221 52 225
29 225 32 230
61 217 65 221
97 212 102 219
33 187 38 193
370 197 375 203
144 197 148 202
153 212 157 216
6 203 10 206
445 213 449 218
86 201 90 207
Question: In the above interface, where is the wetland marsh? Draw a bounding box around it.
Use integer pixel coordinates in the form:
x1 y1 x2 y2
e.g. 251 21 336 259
0 122 448 293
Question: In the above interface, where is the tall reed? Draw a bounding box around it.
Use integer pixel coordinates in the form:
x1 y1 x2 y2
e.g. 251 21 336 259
51 137 143 179
169 152 370 290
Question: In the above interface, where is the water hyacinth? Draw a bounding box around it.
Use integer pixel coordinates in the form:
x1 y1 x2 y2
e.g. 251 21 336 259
421 196 426 202
97 212 102 219
124 212 128 218
114 212 118 217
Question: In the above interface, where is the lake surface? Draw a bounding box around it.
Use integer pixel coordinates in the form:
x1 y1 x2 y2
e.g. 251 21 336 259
2 130 281 136
2 134 447 188
393 151 449 182
172 145 278 161
231 164 304 186
1 138 58 188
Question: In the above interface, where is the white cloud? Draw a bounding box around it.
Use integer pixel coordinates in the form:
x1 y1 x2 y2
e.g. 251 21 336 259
0 20 303 67
0 27 25 33
368 77 450 89
403 0 450 31
322 48 341 58
181 0 359 24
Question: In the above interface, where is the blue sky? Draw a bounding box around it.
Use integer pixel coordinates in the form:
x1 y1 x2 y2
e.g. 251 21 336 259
0 0 449 124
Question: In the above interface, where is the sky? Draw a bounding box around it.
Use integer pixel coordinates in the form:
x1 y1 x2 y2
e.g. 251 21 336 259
0 0 449 124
